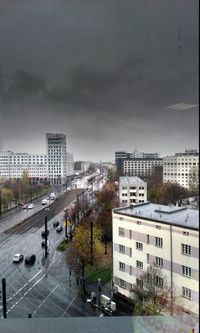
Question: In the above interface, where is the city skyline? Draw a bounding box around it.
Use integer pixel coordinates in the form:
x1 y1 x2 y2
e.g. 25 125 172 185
0 0 199 160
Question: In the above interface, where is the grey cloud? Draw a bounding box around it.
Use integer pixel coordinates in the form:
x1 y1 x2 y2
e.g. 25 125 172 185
1 70 46 101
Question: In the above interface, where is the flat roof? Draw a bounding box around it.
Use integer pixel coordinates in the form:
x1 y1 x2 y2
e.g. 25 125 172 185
113 202 199 230
119 176 146 186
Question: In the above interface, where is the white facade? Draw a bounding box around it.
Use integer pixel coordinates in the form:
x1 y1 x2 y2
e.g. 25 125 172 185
46 133 67 185
163 151 199 189
112 203 199 316
66 152 74 176
123 158 163 178
0 151 47 181
119 176 147 206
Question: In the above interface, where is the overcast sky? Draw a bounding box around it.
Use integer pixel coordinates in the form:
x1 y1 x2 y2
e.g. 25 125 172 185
0 0 198 161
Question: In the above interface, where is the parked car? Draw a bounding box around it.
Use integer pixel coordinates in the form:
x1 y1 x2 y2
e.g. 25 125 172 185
56 225 63 232
27 203 34 209
22 204 28 209
13 253 24 263
41 230 49 238
53 221 59 228
25 255 36 265
41 240 50 248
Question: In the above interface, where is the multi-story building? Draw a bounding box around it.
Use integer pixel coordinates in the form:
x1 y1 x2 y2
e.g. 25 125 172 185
66 152 74 176
115 150 161 174
115 151 130 173
163 150 199 189
119 176 147 206
0 151 47 182
74 161 91 173
123 158 163 180
0 133 73 185
112 203 199 315
46 133 67 185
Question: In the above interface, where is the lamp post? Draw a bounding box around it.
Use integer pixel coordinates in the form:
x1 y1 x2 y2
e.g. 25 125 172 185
98 278 101 307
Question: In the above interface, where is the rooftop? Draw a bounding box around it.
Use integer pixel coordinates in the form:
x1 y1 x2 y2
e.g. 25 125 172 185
119 176 146 187
114 202 199 230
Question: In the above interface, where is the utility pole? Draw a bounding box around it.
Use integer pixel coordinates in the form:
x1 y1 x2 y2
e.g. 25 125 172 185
44 216 48 258
2 278 7 318
90 221 93 266
65 211 68 240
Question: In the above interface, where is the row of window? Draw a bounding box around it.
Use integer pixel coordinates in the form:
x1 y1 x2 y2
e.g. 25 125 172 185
119 259 192 277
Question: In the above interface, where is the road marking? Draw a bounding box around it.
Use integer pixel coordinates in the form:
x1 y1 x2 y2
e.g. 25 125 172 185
61 294 77 317
32 283 60 316
52 251 57 265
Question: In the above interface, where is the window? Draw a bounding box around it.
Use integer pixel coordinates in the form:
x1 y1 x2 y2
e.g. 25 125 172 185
129 266 132 275
155 276 163 287
183 231 189 236
119 227 125 237
119 244 125 254
182 266 191 277
129 230 132 239
119 279 126 289
119 262 125 272
136 278 143 288
182 287 191 299
129 248 132 257
181 244 191 256
146 234 150 244
136 260 143 269
155 237 163 248
155 257 163 267
136 242 143 251
147 253 150 263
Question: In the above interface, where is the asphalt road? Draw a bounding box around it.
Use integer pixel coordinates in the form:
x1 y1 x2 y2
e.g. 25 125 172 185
0 189 102 319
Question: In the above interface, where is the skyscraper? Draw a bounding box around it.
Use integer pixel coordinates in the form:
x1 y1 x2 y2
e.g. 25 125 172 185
46 133 67 185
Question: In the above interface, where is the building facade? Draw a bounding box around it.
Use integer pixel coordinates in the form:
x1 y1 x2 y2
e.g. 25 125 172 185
112 203 199 315
0 151 47 182
119 176 147 206
115 151 160 173
66 152 74 176
46 133 67 185
163 150 199 189
123 158 163 179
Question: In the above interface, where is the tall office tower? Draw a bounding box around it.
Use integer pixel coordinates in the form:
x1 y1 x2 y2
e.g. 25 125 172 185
46 133 67 185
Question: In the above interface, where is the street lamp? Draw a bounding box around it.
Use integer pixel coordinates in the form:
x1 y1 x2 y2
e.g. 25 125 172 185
98 278 101 306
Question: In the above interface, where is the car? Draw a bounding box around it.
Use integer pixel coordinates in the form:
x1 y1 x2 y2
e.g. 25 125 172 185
41 199 48 205
41 230 49 238
22 204 28 209
41 240 50 247
27 203 34 209
25 255 36 265
56 225 63 232
53 221 59 228
13 253 24 263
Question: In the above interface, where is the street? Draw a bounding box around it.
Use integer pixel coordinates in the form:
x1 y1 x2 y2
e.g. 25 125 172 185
0 188 103 318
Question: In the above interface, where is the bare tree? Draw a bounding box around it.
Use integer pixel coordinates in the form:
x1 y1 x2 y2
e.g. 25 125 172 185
133 263 173 315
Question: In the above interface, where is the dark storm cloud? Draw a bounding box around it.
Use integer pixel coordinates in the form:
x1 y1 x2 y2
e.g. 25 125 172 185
0 70 46 101
0 0 198 159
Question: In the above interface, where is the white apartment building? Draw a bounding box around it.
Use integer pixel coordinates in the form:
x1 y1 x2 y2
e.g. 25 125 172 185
163 150 199 189
66 152 74 176
112 203 199 316
0 151 47 182
46 133 67 185
119 176 147 206
123 158 163 179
